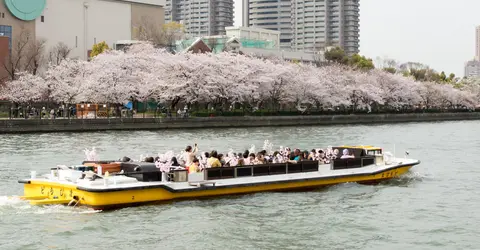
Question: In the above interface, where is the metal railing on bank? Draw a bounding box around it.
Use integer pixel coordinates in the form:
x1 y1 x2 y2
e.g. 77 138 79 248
1 105 479 120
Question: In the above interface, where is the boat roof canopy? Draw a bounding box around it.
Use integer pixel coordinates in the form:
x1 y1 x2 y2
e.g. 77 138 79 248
339 145 382 151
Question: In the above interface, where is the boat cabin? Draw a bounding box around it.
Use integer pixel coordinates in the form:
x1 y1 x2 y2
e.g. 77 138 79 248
76 146 385 183
330 146 381 170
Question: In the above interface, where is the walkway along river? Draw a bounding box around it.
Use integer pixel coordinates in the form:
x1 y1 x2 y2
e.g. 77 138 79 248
1 112 480 133
0 121 479 249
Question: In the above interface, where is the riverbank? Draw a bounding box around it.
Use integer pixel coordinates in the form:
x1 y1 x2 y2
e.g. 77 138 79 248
1 112 479 134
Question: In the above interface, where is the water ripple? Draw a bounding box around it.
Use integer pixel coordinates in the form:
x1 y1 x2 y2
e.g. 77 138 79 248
1 121 480 249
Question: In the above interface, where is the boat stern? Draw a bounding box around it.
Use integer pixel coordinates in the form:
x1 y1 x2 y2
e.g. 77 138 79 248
18 179 79 206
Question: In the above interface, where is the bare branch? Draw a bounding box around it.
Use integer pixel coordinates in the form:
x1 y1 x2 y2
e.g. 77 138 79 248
25 38 46 75
48 42 72 66
133 17 184 50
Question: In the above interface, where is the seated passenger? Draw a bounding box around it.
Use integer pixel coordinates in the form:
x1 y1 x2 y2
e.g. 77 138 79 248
207 150 222 168
308 149 316 160
218 154 225 166
188 158 201 174
243 152 250 165
318 150 327 164
340 149 355 159
237 153 245 166
302 151 309 161
272 151 282 163
254 153 265 165
171 157 180 166
287 150 301 163
294 149 301 161
144 157 155 163
333 148 339 159
260 150 271 162
199 152 209 169
248 153 256 164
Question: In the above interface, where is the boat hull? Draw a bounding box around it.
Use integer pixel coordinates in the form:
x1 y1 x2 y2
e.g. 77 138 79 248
19 163 415 210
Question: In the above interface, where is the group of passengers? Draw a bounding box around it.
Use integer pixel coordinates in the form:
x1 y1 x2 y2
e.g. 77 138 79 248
182 144 355 174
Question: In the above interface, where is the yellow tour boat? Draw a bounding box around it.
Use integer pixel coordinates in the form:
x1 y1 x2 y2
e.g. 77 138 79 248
18 146 420 210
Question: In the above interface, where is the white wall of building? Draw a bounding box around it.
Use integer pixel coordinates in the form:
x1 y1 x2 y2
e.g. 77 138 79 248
225 26 280 49
36 0 132 60
465 60 480 78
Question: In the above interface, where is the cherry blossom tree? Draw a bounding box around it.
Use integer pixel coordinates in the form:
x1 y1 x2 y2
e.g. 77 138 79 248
85 50 138 105
1 71 48 104
45 58 89 105
1 42 478 114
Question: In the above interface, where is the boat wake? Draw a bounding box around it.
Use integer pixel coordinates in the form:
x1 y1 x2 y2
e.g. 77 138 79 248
0 196 102 215
380 171 433 186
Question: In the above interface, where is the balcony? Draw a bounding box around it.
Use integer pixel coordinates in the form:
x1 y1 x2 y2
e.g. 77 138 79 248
249 2 280 8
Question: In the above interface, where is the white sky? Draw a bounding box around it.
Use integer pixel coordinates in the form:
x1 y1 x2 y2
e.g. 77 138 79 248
233 0 480 77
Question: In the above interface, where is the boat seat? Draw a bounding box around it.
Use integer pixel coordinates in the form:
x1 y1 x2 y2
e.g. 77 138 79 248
189 181 216 187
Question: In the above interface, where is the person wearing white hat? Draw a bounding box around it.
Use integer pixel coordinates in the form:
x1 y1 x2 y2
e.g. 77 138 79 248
340 149 355 159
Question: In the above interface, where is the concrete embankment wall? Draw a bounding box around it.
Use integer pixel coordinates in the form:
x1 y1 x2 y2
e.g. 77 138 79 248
1 112 479 134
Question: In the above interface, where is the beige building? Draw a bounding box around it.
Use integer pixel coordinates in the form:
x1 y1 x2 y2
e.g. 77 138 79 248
0 2 36 48
0 0 164 62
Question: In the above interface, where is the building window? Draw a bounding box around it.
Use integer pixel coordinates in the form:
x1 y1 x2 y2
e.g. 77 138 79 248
1 13 4 18
41 16 44 22
0 25 13 51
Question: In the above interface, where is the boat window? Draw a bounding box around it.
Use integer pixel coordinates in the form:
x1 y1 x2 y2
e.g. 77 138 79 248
367 150 382 155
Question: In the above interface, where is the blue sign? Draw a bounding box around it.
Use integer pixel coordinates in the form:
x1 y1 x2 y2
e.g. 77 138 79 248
5 0 46 21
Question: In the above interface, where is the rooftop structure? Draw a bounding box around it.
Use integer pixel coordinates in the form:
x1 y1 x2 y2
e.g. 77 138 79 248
174 26 324 63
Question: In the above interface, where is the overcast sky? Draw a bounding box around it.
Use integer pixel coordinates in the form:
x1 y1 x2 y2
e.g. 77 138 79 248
233 0 480 77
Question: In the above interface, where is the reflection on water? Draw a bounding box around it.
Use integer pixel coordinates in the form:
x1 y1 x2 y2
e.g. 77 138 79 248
0 120 479 249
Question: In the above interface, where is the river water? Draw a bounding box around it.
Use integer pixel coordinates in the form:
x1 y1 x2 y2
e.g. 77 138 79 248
0 121 478 250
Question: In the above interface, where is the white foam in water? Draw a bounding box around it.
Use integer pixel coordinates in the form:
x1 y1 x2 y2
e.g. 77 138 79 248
0 196 25 206
31 205 102 215
0 196 102 215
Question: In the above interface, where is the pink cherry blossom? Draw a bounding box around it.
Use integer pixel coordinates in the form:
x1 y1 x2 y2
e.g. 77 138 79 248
0 42 477 111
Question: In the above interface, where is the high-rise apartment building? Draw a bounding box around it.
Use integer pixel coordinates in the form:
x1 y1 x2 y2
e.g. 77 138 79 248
243 0 360 54
476 25 480 61
242 0 293 50
463 26 480 78
165 0 234 37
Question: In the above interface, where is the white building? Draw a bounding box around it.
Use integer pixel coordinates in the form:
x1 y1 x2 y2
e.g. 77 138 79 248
35 0 165 61
465 60 480 78
165 0 234 37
